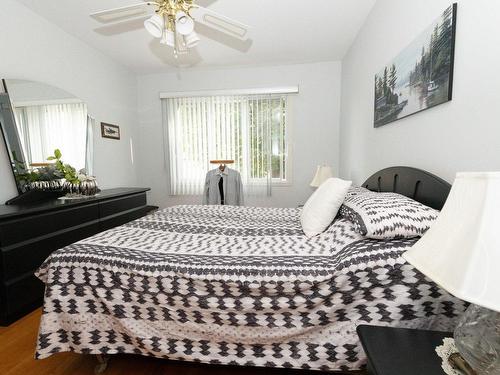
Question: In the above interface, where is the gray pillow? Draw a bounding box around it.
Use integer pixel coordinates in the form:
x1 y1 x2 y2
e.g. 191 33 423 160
340 190 439 239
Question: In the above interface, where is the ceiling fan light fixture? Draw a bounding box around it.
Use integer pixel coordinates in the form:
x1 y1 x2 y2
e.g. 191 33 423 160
175 11 195 36
184 31 200 48
144 13 164 38
90 0 251 56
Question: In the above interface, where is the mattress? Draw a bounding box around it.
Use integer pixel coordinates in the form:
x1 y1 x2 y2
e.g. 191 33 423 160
35 205 466 371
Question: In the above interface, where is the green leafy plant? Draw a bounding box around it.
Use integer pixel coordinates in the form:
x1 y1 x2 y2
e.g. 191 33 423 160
47 149 80 184
13 149 83 190
12 151 41 187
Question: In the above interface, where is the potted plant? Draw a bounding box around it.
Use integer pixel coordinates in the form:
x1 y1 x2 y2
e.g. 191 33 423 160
15 149 98 197
46 149 99 196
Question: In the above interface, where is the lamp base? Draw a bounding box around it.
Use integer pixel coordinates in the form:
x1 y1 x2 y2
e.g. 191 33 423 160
448 352 477 375
454 304 500 375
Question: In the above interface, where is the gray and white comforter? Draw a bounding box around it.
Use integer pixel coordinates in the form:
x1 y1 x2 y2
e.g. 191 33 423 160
35 205 466 372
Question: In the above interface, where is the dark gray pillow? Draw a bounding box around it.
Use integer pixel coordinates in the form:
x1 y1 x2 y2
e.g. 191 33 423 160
340 190 439 239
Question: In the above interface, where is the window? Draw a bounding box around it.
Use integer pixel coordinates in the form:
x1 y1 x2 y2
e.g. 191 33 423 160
14 102 89 171
248 97 288 182
163 94 290 196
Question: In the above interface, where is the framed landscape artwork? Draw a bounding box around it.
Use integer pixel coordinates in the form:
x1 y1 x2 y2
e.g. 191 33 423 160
374 3 457 128
101 123 121 140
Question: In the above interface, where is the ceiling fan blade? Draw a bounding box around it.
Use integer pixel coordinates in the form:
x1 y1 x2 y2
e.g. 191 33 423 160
190 6 250 40
90 2 157 23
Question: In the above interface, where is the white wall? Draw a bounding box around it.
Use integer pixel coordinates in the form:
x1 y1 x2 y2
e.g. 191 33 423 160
137 62 342 208
0 0 139 203
340 0 500 184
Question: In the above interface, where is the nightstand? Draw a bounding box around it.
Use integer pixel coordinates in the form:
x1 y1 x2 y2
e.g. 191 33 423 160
357 325 453 375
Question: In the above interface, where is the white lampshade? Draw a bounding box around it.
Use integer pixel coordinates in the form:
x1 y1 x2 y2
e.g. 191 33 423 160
175 11 195 35
184 31 200 48
310 165 334 187
403 172 500 312
160 29 175 47
144 14 164 38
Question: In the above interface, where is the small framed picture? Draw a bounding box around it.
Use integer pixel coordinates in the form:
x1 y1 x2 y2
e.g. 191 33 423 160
101 123 120 140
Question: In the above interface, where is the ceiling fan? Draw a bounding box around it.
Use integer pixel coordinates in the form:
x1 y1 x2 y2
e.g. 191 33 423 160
90 0 250 57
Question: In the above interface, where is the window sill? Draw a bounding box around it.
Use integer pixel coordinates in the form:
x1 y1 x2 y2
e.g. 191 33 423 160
270 181 293 187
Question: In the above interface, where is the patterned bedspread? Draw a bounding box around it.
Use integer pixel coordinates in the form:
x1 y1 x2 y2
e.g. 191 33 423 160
35 205 466 372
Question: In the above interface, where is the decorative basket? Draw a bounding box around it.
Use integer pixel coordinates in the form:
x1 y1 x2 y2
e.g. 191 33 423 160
63 177 99 196
28 179 63 192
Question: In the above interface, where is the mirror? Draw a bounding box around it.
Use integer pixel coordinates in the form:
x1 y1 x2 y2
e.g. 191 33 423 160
0 79 92 196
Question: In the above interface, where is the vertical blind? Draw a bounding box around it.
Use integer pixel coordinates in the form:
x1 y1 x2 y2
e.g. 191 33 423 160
14 102 88 170
163 94 288 196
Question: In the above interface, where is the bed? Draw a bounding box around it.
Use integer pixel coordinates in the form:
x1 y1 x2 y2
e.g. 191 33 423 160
34 167 466 372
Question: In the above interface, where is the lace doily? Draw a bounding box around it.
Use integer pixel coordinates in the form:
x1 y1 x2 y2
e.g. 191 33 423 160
435 337 461 375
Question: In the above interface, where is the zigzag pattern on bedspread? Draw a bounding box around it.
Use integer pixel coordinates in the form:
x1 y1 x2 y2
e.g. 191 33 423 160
35 205 466 372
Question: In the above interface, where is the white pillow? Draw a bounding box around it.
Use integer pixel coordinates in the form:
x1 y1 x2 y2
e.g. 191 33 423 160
300 178 352 238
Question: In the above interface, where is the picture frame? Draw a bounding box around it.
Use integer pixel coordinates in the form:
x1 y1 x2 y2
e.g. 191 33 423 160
101 123 121 140
374 3 457 128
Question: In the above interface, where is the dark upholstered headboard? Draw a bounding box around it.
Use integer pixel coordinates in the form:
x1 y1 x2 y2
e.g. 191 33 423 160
362 166 451 210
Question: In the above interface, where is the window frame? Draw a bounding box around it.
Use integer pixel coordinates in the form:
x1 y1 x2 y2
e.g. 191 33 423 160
162 89 297 195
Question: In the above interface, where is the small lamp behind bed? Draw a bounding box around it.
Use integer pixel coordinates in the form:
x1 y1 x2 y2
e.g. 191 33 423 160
310 165 334 188
403 172 500 375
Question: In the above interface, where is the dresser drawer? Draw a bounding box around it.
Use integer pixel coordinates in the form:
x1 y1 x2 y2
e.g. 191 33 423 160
100 206 151 232
0 203 99 246
99 193 147 218
1 221 100 280
0 274 44 324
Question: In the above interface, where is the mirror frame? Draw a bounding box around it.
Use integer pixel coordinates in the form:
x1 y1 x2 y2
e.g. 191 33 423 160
0 79 25 195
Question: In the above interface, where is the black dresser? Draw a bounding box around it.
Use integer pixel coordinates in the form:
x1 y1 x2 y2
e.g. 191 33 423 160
0 188 154 326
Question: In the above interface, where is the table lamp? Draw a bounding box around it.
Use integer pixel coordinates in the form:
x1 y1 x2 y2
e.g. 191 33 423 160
310 165 333 187
404 172 500 375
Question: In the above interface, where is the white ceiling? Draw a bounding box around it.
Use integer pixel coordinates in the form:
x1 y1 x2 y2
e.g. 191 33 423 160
15 0 376 74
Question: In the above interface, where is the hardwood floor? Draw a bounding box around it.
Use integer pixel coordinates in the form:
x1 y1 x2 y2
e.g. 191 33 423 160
0 308 364 375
